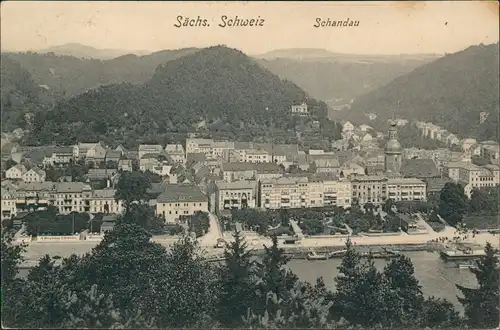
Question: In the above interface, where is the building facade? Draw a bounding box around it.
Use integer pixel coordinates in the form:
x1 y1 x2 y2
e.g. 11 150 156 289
215 180 257 214
156 184 209 223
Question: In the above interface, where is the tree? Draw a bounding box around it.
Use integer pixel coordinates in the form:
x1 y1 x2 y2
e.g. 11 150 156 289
381 255 424 326
469 186 499 215
61 284 156 329
217 230 258 327
255 235 298 316
242 281 335 329
333 239 384 327
439 182 468 226
457 242 499 328
1 230 28 327
119 203 165 234
156 235 219 328
418 296 462 328
187 211 210 237
114 171 152 209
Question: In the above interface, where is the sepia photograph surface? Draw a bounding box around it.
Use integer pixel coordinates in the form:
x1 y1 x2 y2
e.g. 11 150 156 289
1 1 499 329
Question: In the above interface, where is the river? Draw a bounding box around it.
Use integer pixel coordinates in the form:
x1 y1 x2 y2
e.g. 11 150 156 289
288 251 476 313
18 251 474 313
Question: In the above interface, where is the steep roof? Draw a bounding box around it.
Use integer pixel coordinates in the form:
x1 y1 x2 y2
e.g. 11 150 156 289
401 159 440 178
157 184 207 203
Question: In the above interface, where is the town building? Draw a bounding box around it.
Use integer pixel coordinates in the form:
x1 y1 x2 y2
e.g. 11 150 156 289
138 144 163 160
22 166 46 183
259 176 311 209
165 144 187 165
386 178 427 202
350 175 388 205
42 146 74 166
215 180 257 214
185 138 214 156
5 164 27 180
290 102 309 116
211 141 235 160
444 162 500 197
118 159 134 172
89 189 124 214
156 184 209 223
54 182 93 214
321 176 352 208
1 187 17 220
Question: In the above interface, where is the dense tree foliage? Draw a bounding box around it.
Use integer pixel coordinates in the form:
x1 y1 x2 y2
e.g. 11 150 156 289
186 211 210 237
439 182 469 226
457 242 500 329
0 55 49 132
469 186 499 215
23 208 90 236
332 240 462 328
2 211 471 329
3 49 199 98
114 171 152 209
347 43 499 141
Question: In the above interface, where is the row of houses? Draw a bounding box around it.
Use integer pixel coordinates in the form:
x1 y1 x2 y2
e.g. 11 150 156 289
1 182 124 221
211 173 427 216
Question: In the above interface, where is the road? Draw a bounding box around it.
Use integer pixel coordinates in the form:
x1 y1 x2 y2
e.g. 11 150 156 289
18 212 499 266
198 212 223 247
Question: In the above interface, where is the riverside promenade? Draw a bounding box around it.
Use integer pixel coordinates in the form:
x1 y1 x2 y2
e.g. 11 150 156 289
19 220 499 268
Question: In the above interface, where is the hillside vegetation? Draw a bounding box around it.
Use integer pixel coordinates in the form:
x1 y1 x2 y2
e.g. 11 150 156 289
3 47 438 109
345 43 499 140
0 55 52 131
2 48 200 98
27 46 339 148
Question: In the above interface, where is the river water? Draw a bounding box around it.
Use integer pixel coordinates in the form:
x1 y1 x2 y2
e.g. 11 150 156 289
288 251 476 313
18 251 475 313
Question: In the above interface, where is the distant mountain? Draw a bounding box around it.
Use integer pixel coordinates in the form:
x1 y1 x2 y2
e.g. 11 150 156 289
256 48 441 62
343 43 499 141
256 56 439 100
37 43 150 60
28 46 340 148
2 48 200 98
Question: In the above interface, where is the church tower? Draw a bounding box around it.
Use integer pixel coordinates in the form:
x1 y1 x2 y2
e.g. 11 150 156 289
384 120 402 174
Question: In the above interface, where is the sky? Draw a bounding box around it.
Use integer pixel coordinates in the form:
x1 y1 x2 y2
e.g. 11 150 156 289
1 1 498 55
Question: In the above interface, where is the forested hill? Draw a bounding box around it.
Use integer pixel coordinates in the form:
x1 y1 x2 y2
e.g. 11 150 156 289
0 55 53 132
29 46 336 147
345 43 499 141
2 48 200 98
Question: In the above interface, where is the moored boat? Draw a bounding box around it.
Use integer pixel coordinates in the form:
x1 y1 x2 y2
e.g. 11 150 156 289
440 248 486 261
327 249 348 258
306 249 329 261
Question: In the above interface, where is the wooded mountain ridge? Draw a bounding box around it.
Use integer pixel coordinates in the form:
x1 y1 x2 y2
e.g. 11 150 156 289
27 46 340 148
2 46 438 104
336 43 499 141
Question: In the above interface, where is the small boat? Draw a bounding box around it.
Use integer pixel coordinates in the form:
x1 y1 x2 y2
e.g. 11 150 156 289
306 249 328 261
327 249 348 258
382 247 402 255
361 249 400 260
